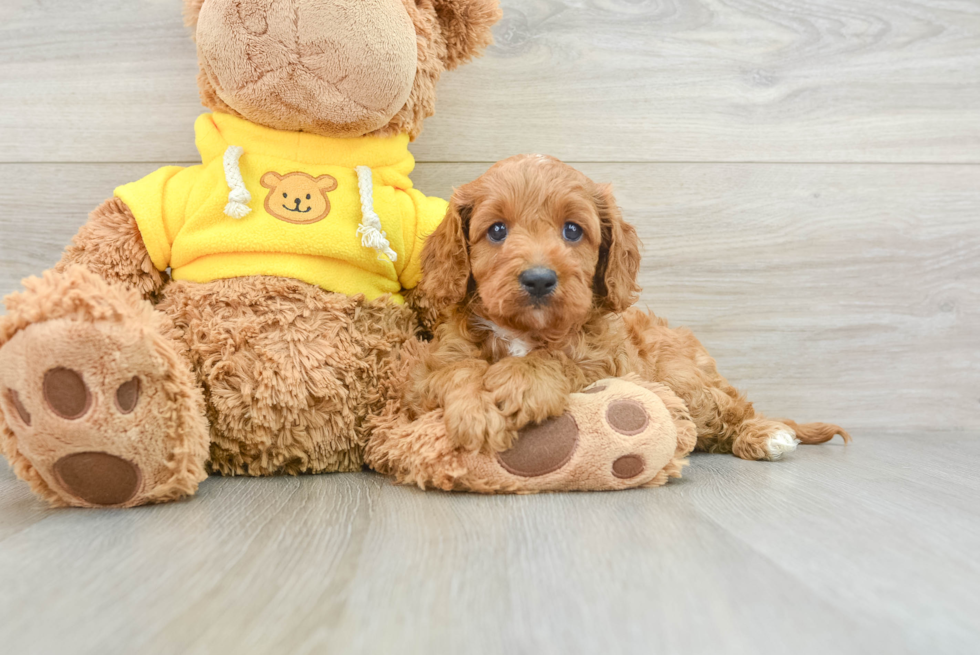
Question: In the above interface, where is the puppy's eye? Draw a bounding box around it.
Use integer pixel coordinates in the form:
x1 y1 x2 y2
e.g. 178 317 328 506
306 194 311 200
283 193 288 198
562 221 584 242
487 222 508 243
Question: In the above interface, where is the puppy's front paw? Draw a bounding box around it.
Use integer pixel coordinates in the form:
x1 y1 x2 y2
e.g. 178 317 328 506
444 394 512 452
485 364 569 432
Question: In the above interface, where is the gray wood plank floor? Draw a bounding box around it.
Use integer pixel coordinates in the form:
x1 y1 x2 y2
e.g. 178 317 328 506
0 433 976 655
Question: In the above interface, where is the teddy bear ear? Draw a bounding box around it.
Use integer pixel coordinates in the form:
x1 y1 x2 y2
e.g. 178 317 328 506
183 0 206 29
426 0 503 70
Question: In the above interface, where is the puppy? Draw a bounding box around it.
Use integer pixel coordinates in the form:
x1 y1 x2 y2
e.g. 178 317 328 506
409 155 849 460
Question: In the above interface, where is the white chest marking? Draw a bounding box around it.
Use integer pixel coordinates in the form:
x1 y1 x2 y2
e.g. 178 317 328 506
475 318 533 357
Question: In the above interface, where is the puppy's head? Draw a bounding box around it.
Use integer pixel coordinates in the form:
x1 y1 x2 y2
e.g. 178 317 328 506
419 155 641 342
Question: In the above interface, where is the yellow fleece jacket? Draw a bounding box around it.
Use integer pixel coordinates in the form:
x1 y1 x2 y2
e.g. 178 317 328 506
115 113 447 302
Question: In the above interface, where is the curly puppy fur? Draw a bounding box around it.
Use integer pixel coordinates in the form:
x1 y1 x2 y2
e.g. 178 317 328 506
409 155 850 460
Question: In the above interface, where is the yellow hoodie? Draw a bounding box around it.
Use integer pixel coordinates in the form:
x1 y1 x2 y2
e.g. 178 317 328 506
115 113 447 303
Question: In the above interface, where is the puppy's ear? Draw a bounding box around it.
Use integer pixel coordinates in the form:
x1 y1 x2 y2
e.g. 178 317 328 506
593 184 642 313
427 0 502 70
417 186 474 312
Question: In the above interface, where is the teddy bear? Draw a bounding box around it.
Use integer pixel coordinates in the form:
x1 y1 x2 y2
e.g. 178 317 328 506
0 0 506 508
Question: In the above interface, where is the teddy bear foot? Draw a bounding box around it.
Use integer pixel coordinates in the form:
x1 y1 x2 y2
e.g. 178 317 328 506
368 376 697 493
0 274 209 507
461 377 696 492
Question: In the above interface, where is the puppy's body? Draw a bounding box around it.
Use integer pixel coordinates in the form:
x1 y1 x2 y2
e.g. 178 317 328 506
410 155 848 460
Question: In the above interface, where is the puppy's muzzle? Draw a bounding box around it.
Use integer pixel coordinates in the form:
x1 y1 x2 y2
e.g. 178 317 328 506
520 267 558 299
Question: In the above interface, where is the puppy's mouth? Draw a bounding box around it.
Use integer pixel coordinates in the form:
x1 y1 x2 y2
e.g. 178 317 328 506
282 205 312 213
525 296 552 308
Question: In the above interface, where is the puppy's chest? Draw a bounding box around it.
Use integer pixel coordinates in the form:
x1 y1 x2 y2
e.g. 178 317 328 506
493 332 534 358
475 318 535 358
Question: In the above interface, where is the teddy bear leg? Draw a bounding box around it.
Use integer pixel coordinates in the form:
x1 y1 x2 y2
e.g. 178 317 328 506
367 376 697 493
157 277 418 477
0 267 210 508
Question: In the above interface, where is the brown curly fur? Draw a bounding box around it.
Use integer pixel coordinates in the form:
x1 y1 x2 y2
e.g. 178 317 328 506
57 197 169 301
183 0 501 140
158 276 417 476
410 155 851 460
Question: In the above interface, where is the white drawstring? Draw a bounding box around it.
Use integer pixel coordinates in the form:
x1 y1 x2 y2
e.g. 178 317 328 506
221 151 394 263
223 145 252 219
355 166 397 262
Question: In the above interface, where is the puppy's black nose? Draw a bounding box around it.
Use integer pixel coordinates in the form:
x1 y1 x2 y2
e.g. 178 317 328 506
520 267 558 298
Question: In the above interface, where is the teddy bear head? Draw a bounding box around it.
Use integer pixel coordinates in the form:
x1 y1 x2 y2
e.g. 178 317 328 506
184 0 501 140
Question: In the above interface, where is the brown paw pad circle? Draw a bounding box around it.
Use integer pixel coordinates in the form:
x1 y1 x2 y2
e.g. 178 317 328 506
115 377 140 414
612 454 646 479
53 452 142 506
43 367 92 420
497 413 579 477
606 399 649 435
6 389 32 426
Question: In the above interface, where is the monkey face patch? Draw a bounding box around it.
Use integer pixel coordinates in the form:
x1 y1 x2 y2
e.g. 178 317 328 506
260 171 338 224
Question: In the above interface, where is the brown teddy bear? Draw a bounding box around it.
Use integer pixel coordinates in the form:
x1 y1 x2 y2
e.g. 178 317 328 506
0 0 504 508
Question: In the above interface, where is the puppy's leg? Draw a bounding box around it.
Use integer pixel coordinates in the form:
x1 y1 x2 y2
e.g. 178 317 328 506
627 312 847 461
682 365 849 461
414 359 510 452
483 352 585 438
725 415 801 462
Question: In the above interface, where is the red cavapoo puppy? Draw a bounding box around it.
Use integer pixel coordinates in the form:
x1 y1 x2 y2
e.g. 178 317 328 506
410 154 849 461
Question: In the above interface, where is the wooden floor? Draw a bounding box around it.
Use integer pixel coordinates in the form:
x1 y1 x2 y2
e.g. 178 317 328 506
1 0 979 653
0 433 977 654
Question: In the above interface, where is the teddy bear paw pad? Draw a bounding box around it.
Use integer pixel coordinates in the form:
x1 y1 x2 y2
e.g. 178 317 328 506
53 452 142 506
497 412 579 477
459 378 682 492
0 318 205 507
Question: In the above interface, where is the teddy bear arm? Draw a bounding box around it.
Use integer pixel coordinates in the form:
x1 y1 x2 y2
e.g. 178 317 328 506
55 197 167 301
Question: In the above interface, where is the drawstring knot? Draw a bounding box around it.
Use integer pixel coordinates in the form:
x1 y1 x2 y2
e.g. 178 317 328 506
355 166 397 262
